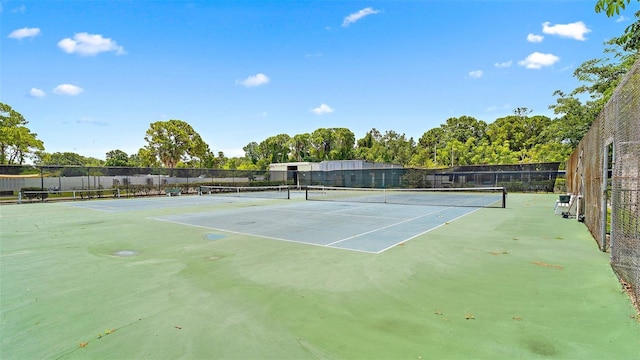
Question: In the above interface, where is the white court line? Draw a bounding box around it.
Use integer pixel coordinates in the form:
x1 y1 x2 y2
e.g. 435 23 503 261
148 204 485 254
63 203 118 213
373 207 483 254
148 216 379 254
267 206 401 221
325 207 451 247
317 202 381 215
61 196 217 212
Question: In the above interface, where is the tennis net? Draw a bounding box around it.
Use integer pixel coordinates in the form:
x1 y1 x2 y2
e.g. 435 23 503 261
18 188 120 203
199 185 290 200
305 186 506 208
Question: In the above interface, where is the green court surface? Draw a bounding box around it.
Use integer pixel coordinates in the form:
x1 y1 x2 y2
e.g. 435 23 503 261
1 193 638 359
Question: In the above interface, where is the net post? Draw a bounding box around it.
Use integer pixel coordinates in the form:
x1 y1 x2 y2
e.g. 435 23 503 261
286 186 290 200
305 187 309 200
18 191 22 204
501 187 507 208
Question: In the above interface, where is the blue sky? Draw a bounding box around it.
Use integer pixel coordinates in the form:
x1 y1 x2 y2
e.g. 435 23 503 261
1 0 636 160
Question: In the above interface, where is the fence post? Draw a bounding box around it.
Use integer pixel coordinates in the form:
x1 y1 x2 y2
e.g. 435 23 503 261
600 143 610 252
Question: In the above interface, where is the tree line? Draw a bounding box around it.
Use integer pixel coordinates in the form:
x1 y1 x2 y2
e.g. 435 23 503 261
1 1 637 170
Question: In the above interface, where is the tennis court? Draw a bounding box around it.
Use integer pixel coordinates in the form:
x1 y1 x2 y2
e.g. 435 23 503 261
65 186 503 253
150 200 486 253
1 192 638 359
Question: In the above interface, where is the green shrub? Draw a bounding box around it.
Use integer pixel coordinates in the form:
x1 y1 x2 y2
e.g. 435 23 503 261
554 178 567 193
497 181 524 192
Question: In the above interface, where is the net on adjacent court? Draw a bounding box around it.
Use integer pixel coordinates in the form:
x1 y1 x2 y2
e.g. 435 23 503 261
18 188 120 203
305 186 506 208
199 185 290 200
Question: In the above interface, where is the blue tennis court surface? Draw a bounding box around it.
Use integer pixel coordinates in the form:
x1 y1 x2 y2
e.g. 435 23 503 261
148 200 485 253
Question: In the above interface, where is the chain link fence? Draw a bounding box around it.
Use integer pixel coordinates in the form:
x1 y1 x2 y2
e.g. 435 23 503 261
0 166 275 199
1 162 561 198
566 59 639 307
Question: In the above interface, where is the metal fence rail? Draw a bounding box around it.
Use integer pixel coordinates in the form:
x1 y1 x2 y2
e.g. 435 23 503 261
566 59 640 307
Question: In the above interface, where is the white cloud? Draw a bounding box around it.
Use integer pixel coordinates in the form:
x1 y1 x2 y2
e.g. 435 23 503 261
237 73 270 87
494 61 512 68
468 70 483 79
616 15 628 23
542 21 591 41
8 27 41 40
12 5 26 13
342 7 380 27
485 104 511 112
527 33 544 43
222 148 245 158
518 52 560 69
559 64 574 72
28 88 45 98
53 84 84 96
77 118 107 126
57 32 126 56
311 103 334 115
